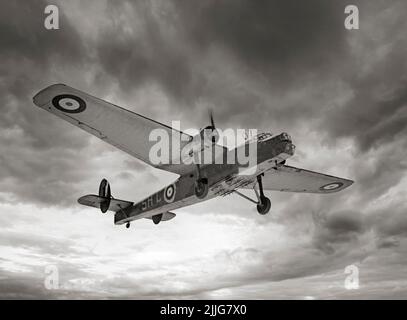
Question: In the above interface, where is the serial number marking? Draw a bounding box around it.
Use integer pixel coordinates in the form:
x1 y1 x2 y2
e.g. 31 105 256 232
204 304 247 317
160 304 247 317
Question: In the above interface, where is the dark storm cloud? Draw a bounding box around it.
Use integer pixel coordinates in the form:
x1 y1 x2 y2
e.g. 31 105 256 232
315 0 407 156
95 0 351 125
322 52 407 153
350 139 407 202
0 0 86 148
176 0 347 75
0 0 95 206
371 204 407 242
95 1 201 106
312 210 366 254
0 0 84 67
1 0 407 299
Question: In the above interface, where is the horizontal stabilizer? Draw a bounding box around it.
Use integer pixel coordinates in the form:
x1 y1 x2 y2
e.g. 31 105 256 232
78 194 133 212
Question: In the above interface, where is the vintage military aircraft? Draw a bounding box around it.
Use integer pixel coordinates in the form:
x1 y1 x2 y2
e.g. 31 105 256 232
33 84 353 228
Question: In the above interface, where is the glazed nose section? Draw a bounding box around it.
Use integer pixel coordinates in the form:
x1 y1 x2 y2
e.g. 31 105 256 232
285 142 296 156
281 132 292 142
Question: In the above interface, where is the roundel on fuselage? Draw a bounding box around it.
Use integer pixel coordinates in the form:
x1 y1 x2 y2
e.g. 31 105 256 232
164 184 176 203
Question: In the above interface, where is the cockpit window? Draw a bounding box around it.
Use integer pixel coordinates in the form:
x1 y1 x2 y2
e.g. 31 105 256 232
256 132 273 142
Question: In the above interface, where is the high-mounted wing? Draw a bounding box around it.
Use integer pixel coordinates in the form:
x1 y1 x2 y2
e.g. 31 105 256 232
240 165 353 193
33 84 195 175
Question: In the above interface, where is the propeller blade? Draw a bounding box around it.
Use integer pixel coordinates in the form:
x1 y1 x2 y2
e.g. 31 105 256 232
209 109 215 129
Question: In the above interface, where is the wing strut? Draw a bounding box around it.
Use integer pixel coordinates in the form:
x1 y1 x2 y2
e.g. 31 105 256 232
233 174 272 215
233 174 265 205
233 189 258 204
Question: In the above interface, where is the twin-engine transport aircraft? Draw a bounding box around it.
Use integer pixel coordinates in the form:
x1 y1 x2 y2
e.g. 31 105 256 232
33 84 353 228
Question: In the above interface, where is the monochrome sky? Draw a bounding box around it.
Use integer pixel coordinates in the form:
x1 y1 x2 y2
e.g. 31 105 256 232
1 0 406 299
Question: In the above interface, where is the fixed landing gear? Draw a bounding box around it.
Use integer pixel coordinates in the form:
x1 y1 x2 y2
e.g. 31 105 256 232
255 174 271 215
195 178 209 199
257 196 271 215
194 165 209 199
233 173 271 215
126 222 130 229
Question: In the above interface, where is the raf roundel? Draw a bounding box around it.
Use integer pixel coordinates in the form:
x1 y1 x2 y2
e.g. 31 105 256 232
320 182 344 191
52 94 86 113
164 184 176 203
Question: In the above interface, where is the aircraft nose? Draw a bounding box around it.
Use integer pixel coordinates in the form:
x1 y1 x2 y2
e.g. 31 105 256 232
285 143 295 156
281 132 292 142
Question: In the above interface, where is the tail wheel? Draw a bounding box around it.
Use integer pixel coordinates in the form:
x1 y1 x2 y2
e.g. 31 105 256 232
195 178 209 199
257 196 271 215
98 178 111 213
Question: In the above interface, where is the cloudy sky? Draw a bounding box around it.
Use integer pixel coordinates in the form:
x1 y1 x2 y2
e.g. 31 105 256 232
1 0 407 299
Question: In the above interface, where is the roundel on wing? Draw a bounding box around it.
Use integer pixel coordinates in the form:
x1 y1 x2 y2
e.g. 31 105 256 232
52 94 86 113
164 184 176 203
319 182 344 191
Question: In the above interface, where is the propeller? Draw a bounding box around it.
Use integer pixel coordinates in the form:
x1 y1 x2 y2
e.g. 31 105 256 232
206 109 219 143
209 109 215 131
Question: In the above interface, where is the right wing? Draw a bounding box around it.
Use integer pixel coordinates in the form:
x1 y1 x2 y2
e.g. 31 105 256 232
33 84 195 175
240 165 353 193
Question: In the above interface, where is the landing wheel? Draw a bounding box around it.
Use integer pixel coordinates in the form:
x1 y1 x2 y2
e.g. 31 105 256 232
99 178 111 213
194 178 209 199
126 222 130 229
257 196 271 215
256 174 271 215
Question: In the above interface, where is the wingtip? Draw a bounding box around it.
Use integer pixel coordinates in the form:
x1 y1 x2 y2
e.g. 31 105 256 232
336 179 354 193
344 178 354 188
33 83 67 106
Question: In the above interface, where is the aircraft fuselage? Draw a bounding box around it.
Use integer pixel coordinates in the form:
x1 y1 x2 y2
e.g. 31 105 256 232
114 132 295 225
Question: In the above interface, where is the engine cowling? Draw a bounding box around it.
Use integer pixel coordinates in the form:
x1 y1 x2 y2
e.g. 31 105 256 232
98 178 111 213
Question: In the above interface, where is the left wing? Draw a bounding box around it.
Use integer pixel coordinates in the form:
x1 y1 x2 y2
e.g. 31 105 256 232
33 84 195 175
240 165 353 193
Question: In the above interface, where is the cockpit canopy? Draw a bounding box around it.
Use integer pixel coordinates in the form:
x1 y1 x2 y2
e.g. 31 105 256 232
248 132 292 143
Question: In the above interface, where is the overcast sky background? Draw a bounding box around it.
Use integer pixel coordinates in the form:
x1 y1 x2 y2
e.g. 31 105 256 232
1 0 406 299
